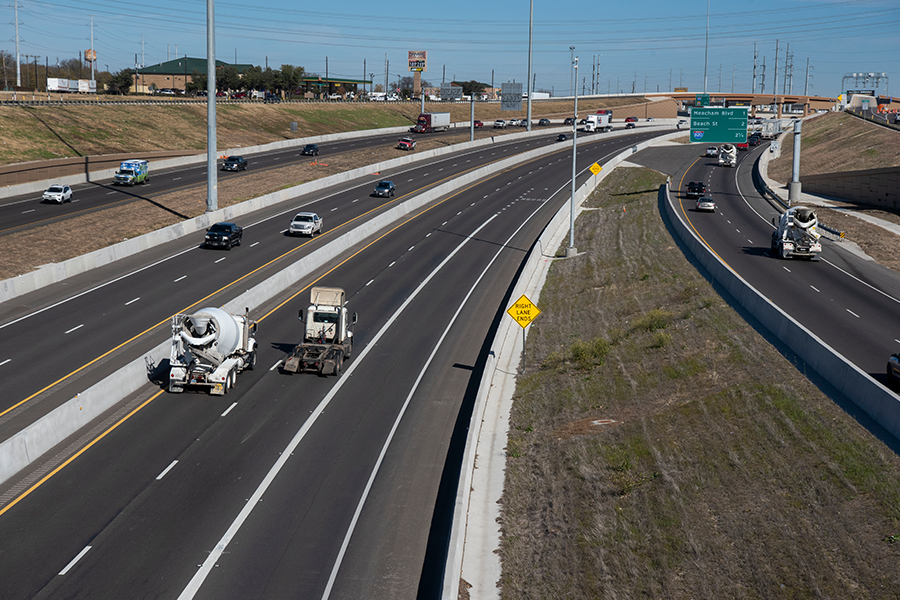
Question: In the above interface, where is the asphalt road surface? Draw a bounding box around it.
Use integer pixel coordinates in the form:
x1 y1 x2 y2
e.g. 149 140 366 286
0 128 665 599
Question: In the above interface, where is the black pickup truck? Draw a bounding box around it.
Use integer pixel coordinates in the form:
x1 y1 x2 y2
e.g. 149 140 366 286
686 181 708 199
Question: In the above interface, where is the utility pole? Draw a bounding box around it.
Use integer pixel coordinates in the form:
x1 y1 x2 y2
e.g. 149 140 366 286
804 58 811 96
90 15 95 83
773 40 780 116
752 42 758 93
732 63 735 93
760 56 766 94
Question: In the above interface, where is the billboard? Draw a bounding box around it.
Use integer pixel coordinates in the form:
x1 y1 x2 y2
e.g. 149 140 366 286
441 85 463 100
408 51 427 72
674 87 688 92
501 82 523 111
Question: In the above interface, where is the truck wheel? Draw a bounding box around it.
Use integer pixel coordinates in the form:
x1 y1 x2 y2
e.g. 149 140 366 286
248 350 257 371
345 341 352 360
225 240 232 251
334 352 343 377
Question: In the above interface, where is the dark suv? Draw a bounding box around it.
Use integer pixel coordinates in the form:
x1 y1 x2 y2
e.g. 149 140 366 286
372 180 396 198
264 93 281 104
204 222 243 250
686 181 707 199
301 144 319 156
222 156 247 171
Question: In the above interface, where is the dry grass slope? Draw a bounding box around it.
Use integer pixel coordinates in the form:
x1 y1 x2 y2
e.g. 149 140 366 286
499 167 900 599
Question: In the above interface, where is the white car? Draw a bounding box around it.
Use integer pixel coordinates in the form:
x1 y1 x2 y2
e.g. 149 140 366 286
493 119 506 128
705 146 719 157
42 184 73 203
695 196 716 212
507 118 520 127
289 212 323 236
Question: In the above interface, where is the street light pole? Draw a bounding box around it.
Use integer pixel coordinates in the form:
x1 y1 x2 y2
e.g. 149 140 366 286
525 0 534 131
703 0 709 94
568 55 578 257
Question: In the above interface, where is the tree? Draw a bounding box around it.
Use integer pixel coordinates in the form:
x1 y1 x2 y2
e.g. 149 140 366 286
456 80 487 96
218 65 241 92
275 64 301 93
241 65 264 91
106 69 134 95
185 69 206 94
398 75 430 98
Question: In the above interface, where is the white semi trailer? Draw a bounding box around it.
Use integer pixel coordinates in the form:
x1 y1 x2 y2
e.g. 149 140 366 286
169 307 258 394
771 206 822 260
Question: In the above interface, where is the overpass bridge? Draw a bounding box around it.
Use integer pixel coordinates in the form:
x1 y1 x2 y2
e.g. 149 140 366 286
648 91 839 117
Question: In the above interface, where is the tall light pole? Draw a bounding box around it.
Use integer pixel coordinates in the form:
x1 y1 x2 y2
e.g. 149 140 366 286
206 0 218 212
569 46 575 96
525 0 534 131
703 0 709 94
568 55 578 257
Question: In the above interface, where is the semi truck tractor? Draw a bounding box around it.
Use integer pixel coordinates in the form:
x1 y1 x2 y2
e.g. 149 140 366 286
169 307 258 394
113 159 149 185
771 206 822 260
584 113 613 132
411 112 451 133
283 287 356 376
718 144 737 167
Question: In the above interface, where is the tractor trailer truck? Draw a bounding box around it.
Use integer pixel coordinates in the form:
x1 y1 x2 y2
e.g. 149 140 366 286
283 287 357 376
411 112 451 133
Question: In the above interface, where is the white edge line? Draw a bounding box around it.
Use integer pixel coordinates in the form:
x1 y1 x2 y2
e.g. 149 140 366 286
156 460 179 480
59 546 91 575
0 358 10 367
221 402 238 417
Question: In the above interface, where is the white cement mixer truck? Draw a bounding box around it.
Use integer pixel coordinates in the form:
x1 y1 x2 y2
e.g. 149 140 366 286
771 206 822 260
718 144 737 167
169 307 258 394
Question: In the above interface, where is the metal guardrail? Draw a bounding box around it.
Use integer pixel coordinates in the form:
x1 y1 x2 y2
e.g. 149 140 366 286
844 107 900 132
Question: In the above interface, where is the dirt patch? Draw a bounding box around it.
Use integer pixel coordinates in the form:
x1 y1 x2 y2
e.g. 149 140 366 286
499 167 900 599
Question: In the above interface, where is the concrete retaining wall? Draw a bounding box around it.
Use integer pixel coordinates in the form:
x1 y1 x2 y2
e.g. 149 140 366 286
661 183 900 440
802 166 900 211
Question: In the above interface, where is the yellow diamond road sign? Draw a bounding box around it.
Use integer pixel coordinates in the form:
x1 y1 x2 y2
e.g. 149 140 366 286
507 294 541 328
589 162 602 176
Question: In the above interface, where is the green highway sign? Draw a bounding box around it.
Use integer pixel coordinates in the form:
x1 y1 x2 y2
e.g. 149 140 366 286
690 107 748 143
695 94 710 106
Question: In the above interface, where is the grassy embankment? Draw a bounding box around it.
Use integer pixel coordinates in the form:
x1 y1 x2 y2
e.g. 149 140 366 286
498 167 900 599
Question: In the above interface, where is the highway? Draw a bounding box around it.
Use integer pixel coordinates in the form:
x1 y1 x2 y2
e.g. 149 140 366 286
0 126 506 235
634 142 900 383
0 127 665 598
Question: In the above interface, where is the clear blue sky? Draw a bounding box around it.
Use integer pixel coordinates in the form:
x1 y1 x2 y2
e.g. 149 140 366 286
5 0 899 97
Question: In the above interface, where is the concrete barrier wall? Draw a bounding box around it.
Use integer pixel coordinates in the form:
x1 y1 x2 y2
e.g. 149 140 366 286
0 124 667 486
0 124 579 304
661 183 900 440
